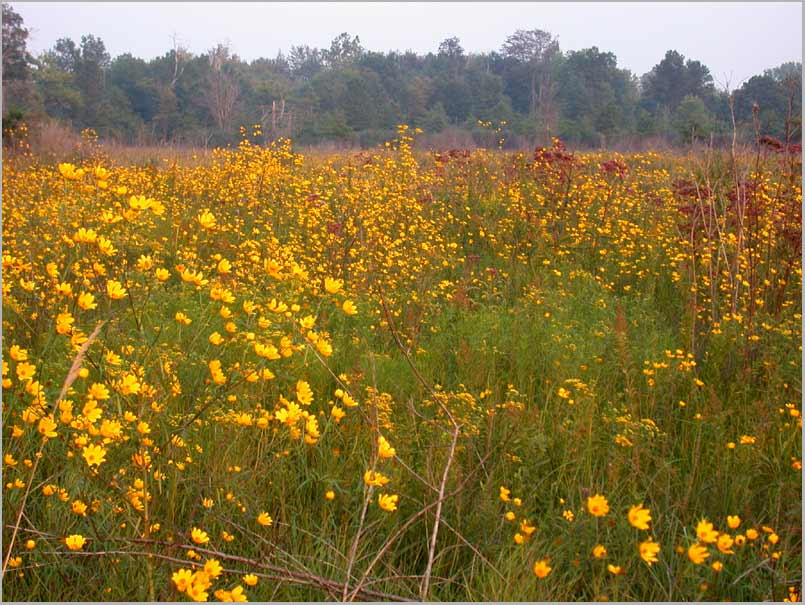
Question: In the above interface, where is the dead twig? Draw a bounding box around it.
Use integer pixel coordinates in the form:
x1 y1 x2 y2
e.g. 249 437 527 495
420 422 460 600
2 320 105 576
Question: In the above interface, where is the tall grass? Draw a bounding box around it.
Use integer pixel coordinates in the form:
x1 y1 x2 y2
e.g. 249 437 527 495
2 129 801 601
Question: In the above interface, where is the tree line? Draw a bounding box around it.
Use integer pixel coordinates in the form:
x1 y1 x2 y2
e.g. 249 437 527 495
2 3 801 149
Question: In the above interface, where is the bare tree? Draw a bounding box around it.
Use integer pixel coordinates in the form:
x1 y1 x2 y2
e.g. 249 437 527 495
501 29 560 144
169 33 189 89
204 43 240 133
260 98 294 141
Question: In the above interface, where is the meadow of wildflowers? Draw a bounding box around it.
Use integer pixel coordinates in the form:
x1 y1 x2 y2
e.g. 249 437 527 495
1 126 801 601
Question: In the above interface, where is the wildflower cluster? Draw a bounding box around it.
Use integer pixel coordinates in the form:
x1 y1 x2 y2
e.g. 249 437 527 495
1 130 800 601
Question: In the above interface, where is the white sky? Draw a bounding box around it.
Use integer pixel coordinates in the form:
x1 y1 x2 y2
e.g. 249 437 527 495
13 2 803 86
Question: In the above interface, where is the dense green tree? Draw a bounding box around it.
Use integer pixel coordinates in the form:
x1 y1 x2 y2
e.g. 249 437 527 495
288 45 323 81
325 33 363 68
429 77 472 124
2 3 34 81
34 56 81 120
465 59 506 121
110 54 159 123
732 63 802 140
641 50 716 114
673 94 714 142
556 47 637 145
2 3 38 120
75 35 111 125
422 102 449 133
500 29 561 143
3 4 798 148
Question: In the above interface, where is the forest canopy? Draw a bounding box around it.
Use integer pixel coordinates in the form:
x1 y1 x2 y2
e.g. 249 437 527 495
2 3 801 149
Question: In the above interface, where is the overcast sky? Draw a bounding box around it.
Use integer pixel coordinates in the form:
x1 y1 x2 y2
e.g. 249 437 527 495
13 2 803 86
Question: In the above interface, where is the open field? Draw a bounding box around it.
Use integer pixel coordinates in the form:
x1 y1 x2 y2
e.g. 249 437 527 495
1 129 801 601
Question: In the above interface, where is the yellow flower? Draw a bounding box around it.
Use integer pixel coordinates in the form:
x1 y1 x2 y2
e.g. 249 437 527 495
533 559 552 578
363 470 390 487
65 534 86 551
711 561 723 572
217 258 232 274
204 558 223 578
696 519 719 544
727 515 741 529
71 500 88 516
296 380 313 405
593 544 607 559
172 568 194 592
77 292 97 310
325 490 335 501
228 585 248 602
89 382 111 400
607 564 624 575
198 210 217 230
82 444 107 467
315 338 333 357
717 533 735 554
745 528 759 540
628 504 651 530
82 399 102 423
106 280 128 300
257 512 273 526
4 454 18 466
378 493 399 512
243 574 258 586
99 419 122 440
16 361 36 382
9 345 28 361
688 543 710 564
37 415 58 439
499 486 511 502
56 312 74 335
639 538 660 565
58 163 81 179
186 581 209 602
341 300 358 315
191 527 210 544
587 494 609 517
377 435 396 459
55 281 73 296
117 373 141 395
324 277 343 294
254 342 280 360
135 254 154 271
208 360 227 385
504 511 516 521
520 519 536 536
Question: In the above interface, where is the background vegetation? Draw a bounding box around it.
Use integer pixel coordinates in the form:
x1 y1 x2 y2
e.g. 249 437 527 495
2 3 802 150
